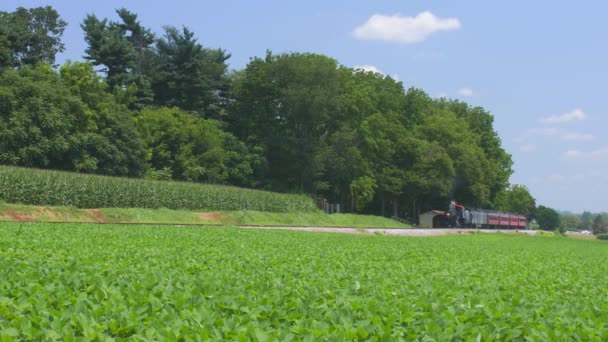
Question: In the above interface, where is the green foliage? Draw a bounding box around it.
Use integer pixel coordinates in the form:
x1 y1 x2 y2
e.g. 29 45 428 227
580 211 593 230
2 224 608 339
229 51 342 193
2 6 516 219
0 62 145 177
82 9 229 114
136 107 258 185
495 184 536 217
560 214 581 231
350 176 377 212
0 166 317 212
596 234 608 240
314 125 369 205
592 214 607 235
144 167 173 181
0 6 66 68
60 61 146 176
535 205 561 231
81 8 155 102
0 64 85 169
153 26 230 117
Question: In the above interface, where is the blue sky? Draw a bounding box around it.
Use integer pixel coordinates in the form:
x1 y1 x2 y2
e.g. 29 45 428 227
3 1 608 213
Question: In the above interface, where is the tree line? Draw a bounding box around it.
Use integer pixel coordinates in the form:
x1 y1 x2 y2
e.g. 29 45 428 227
1 6 555 222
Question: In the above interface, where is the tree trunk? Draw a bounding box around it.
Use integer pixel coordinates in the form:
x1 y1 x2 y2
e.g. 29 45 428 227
392 199 398 218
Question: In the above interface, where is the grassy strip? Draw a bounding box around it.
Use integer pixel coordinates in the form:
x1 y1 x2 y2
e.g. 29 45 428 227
0 202 410 228
0 166 316 212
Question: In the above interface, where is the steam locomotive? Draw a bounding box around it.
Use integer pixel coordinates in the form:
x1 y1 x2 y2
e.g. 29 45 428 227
446 201 527 229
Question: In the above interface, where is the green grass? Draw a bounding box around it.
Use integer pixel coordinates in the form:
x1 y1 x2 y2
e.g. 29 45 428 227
1 223 608 340
0 165 316 212
0 201 410 228
229 211 410 227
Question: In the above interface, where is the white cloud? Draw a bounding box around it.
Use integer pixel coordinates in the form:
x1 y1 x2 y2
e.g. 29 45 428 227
563 147 608 159
355 65 383 74
353 11 461 44
458 87 474 97
355 65 400 81
540 108 586 124
527 127 593 141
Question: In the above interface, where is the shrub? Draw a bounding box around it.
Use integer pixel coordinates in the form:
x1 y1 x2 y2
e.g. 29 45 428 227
596 234 608 240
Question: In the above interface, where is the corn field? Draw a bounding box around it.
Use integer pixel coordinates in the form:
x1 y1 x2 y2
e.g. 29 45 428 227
0 166 317 212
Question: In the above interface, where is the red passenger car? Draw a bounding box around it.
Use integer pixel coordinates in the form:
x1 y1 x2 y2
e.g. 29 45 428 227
488 212 500 226
509 214 519 227
499 213 510 226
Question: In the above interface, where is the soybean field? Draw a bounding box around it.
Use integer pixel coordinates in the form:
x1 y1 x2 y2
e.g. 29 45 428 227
1 223 607 340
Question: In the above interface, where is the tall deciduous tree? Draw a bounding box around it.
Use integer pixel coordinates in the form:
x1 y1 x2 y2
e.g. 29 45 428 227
60 61 146 176
136 107 259 185
580 211 593 230
592 214 607 235
560 214 581 232
0 6 66 69
229 51 341 192
0 64 83 169
535 205 561 231
495 184 536 217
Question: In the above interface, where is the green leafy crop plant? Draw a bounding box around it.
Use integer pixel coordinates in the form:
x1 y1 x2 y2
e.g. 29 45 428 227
1 223 608 340
0 166 316 212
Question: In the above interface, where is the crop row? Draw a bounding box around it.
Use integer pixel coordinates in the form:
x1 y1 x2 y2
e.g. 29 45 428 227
1 224 608 340
0 166 317 212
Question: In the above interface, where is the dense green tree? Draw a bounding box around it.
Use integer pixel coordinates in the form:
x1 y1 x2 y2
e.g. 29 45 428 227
0 6 66 69
402 87 434 126
0 62 146 177
81 8 155 106
356 110 453 217
592 214 607 235
152 26 230 117
580 211 593 230
229 51 341 192
350 176 377 212
82 9 230 114
417 108 492 207
332 68 405 131
535 205 561 231
136 107 258 184
0 64 83 169
314 125 369 210
59 61 146 176
355 112 403 215
438 99 513 204
560 214 581 231
495 184 536 217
